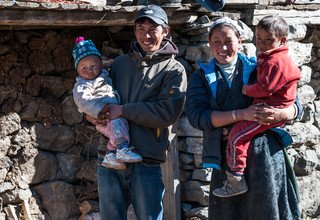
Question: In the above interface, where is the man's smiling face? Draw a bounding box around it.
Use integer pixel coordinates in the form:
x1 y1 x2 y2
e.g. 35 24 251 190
134 19 168 53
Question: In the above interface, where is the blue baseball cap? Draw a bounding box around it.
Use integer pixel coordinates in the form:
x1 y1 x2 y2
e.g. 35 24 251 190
135 5 168 25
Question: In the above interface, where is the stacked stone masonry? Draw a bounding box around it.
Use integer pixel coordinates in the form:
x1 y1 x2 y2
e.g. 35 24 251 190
0 0 320 219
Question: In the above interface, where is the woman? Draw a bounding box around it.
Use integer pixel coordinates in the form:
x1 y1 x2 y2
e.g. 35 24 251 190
185 17 301 220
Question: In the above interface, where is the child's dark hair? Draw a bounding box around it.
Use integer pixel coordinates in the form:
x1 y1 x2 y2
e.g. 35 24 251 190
257 15 289 38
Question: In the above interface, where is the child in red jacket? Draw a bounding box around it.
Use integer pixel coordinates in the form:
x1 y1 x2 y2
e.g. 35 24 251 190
213 15 301 197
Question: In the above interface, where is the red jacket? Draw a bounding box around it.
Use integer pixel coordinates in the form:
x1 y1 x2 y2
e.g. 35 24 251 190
245 45 301 108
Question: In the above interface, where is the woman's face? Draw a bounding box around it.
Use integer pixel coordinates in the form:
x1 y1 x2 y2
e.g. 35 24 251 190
209 26 242 65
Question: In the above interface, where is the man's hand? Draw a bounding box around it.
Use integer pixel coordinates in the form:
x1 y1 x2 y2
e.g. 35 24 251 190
100 104 123 120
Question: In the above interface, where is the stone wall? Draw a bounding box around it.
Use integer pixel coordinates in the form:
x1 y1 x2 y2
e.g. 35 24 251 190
0 3 320 220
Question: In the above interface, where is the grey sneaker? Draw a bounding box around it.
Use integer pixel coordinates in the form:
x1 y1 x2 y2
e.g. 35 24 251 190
116 147 142 163
212 171 248 197
101 152 126 170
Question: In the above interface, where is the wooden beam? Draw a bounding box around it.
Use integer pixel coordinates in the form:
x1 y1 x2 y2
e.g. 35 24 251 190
0 8 198 29
162 126 181 220
246 9 320 25
22 200 33 220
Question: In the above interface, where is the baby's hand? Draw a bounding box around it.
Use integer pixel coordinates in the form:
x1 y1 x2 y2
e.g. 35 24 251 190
98 111 108 120
84 114 99 126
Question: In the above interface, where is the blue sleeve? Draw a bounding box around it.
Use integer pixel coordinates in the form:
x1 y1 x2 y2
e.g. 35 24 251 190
185 71 215 131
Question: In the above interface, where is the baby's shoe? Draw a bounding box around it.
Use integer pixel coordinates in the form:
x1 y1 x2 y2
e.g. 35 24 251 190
116 147 142 163
212 171 248 197
101 152 126 170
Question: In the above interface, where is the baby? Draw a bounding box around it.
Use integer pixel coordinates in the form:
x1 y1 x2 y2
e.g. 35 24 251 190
72 37 142 170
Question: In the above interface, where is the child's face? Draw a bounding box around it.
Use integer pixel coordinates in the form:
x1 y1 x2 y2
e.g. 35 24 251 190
77 55 102 80
255 27 285 54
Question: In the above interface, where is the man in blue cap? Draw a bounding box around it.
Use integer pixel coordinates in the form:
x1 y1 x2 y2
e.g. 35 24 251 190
84 4 187 220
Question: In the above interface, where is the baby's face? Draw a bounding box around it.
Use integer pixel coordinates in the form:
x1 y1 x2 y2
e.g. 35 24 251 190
77 55 102 80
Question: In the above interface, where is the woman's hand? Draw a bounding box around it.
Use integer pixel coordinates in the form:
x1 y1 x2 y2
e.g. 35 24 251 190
251 103 295 125
237 104 257 122
252 103 277 125
237 103 279 124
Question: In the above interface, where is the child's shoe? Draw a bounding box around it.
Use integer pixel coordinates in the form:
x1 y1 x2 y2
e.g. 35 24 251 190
101 152 126 170
116 147 142 163
212 171 248 197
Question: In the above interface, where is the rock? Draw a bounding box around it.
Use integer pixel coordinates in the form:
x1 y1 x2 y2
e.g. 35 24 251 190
298 65 312 87
76 159 97 182
184 206 208 220
286 122 320 146
0 157 12 182
185 137 203 155
25 75 43 96
180 152 194 165
181 180 210 206
16 150 57 184
294 149 318 176
0 45 10 56
180 169 192 182
0 112 20 137
192 169 212 182
56 152 82 182
297 85 316 105
287 41 313 66
185 43 211 63
287 23 307 41
300 103 314 124
1 187 32 205
33 181 80 219
42 76 74 98
33 123 74 152
177 117 203 137
61 95 82 126
28 50 55 74
302 27 320 47
297 171 320 217
0 137 10 158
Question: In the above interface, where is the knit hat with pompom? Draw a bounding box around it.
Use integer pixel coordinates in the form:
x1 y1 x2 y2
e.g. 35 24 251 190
72 37 102 69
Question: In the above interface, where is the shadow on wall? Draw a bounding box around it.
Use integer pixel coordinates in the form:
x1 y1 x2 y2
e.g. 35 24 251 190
0 28 115 219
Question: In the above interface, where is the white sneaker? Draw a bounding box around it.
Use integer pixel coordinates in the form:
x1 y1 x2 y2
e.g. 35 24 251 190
116 147 142 163
101 152 126 170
